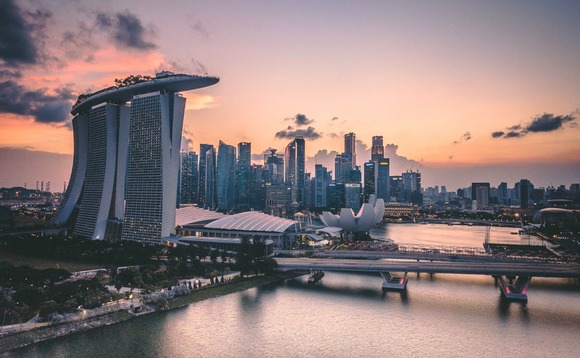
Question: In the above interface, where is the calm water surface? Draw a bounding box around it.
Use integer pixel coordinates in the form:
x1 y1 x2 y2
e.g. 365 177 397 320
7 224 580 358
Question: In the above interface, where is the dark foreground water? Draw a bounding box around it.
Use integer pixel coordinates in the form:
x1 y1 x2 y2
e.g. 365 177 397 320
7 224 580 358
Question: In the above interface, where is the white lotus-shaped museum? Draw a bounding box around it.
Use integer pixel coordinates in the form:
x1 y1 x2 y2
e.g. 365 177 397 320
320 195 385 232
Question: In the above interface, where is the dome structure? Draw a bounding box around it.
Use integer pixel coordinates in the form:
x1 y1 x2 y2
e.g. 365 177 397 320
320 195 385 232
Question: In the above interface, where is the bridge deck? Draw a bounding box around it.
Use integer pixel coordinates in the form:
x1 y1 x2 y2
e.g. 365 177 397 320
275 258 580 278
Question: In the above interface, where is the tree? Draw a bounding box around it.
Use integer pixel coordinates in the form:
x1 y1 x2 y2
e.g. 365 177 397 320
237 235 253 277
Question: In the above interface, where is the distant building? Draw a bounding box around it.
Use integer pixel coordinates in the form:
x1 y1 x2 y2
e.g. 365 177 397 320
471 182 490 209
285 137 305 204
344 132 356 168
236 142 251 210
264 149 284 184
371 136 384 162
363 161 376 203
344 183 362 212
217 141 236 211
180 150 198 205
314 164 331 208
204 147 217 210
376 158 390 201
520 179 532 208
198 143 214 207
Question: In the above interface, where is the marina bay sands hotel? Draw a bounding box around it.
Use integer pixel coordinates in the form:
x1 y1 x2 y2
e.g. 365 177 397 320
53 72 219 244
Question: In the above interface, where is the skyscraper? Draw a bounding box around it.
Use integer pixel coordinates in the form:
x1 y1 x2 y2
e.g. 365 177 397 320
53 72 219 243
344 132 356 168
180 150 198 205
236 142 251 210
285 137 305 203
363 161 376 202
371 136 384 162
204 147 217 210
471 182 490 210
334 153 352 184
198 143 214 207
217 141 236 211
376 158 390 201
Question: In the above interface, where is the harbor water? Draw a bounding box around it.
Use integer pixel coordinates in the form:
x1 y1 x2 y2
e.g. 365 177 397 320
7 224 579 357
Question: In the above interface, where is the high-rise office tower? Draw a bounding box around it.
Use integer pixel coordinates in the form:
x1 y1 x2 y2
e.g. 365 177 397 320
314 164 330 207
471 182 490 210
53 72 219 243
264 149 284 184
217 141 236 211
344 183 362 212
249 164 265 210
376 158 390 201
371 136 384 162
204 147 217 210
285 137 305 203
519 179 532 208
236 142 251 210
334 154 352 184
402 170 422 192
363 161 376 202
198 143 214 207
180 150 198 205
344 132 356 168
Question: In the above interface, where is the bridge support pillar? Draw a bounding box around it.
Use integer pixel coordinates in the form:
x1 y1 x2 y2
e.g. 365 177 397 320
381 272 408 290
493 275 531 301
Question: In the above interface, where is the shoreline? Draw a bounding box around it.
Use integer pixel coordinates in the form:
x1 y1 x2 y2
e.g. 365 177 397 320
0 270 306 354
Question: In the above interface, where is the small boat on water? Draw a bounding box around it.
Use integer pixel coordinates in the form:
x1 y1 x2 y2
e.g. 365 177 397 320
308 271 324 283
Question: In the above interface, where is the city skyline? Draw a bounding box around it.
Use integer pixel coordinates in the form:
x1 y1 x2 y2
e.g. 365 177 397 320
1 0 579 190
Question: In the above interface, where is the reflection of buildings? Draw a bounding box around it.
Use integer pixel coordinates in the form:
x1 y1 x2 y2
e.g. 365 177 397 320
53 72 219 243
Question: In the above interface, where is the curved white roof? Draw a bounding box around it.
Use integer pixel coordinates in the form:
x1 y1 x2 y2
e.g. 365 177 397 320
175 206 226 226
204 211 297 233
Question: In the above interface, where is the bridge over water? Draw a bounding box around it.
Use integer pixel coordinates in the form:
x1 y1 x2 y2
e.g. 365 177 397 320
275 256 580 301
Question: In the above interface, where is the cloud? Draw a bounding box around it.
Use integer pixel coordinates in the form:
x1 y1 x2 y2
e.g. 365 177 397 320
527 113 575 132
305 149 339 173
285 113 313 127
0 80 75 124
504 131 524 138
327 132 339 138
0 0 42 66
491 112 577 139
96 11 156 50
0 69 22 79
453 131 472 144
275 126 322 140
331 116 339 121
181 135 193 151
191 20 209 40
184 93 218 110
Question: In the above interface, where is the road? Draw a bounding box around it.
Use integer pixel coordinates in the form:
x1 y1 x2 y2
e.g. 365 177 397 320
275 257 580 278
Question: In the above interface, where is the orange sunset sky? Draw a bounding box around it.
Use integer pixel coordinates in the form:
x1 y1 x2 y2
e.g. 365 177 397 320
1 0 579 190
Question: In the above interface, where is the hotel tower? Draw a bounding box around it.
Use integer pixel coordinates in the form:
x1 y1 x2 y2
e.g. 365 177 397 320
53 72 219 244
